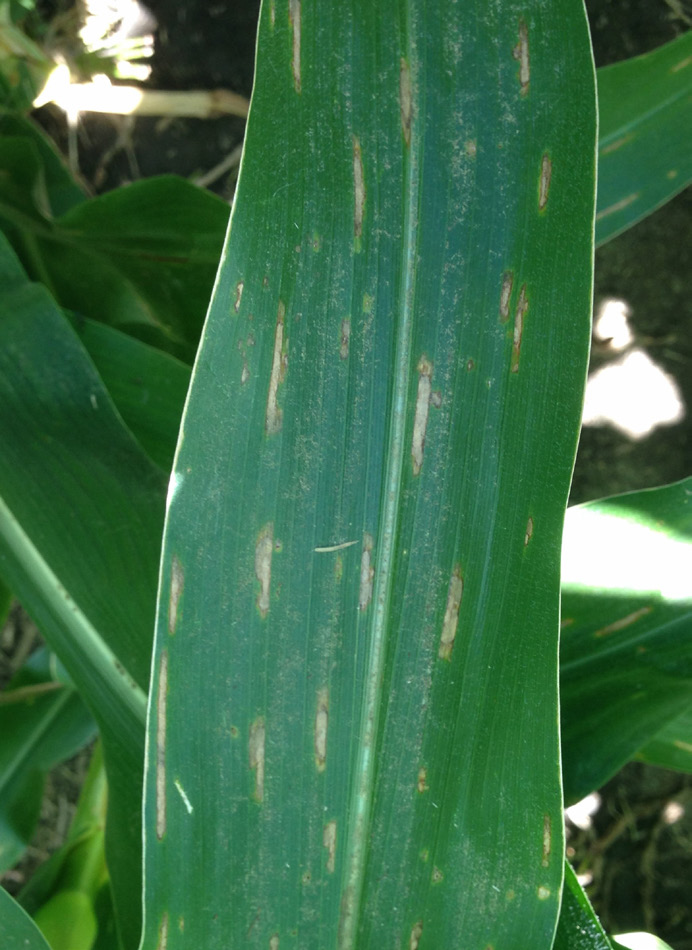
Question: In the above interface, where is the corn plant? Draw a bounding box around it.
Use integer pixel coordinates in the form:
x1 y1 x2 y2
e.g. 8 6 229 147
0 1 690 949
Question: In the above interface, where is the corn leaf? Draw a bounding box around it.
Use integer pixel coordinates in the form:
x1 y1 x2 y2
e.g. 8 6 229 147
560 477 692 804
0 173 228 362
553 862 612 950
70 316 191 471
0 114 86 216
141 1 596 947
0 231 164 948
0 885 52 950
635 702 692 773
595 31 692 246
0 648 95 872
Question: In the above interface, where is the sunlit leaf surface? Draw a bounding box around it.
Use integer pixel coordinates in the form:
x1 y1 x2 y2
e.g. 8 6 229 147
561 478 692 803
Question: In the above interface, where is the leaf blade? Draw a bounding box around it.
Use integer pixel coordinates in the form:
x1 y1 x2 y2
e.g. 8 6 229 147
142 1 596 947
595 31 692 245
560 477 692 803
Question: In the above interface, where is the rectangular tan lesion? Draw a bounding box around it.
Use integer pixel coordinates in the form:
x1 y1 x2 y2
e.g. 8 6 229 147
249 717 266 803
439 566 463 660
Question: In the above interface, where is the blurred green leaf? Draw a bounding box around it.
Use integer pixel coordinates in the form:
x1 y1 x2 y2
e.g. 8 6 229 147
0 173 229 362
0 113 86 216
635 702 692 773
0 5 51 112
140 1 595 947
0 231 165 948
595 31 692 246
553 862 612 950
71 316 191 472
0 575 11 627
23 743 109 950
0 648 96 872
0 885 52 950
560 477 692 803
0 135 53 222
33 891 98 950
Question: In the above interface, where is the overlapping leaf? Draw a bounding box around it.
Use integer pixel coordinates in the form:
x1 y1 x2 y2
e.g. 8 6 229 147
0 160 228 362
560 478 692 803
0 648 95 872
553 862 613 950
595 31 692 245
0 885 51 950
0 232 165 948
636 702 692 773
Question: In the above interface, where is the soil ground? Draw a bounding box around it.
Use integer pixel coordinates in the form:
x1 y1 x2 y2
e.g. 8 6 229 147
1 0 691 946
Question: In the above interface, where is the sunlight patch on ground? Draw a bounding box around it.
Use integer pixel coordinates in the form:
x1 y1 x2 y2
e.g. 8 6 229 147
613 933 675 950
565 791 602 831
582 298 685 440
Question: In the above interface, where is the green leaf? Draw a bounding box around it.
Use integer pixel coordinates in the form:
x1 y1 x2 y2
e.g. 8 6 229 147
0 6 52 112
635 702 692 773
595 31 692 246
0 173 229 362
0 885 52 950
0 231 165 948
0 135 54 222
553 862 612 950
70 316 191 472
33 891 98 950
141 1 596 947
0 648 96 872
0 113 86 216
0 574 12 627
23 742 108 950
560 477 692 804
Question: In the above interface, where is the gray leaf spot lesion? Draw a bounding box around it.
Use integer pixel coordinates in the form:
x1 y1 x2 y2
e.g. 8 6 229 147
255 523 274 617
539 154 552 211
359 533 374 610
353 136 366 247
168 556 184 635
156 912 168 950
512 19 530 95
511 284 528 373
266 302 287 434
340 318 351 360
542 813 551 867
500 270 513 322
249 717 266 803
323 820 337 873
411 356 434 476
417 767 429 793
156 650 168 840
289 0 301 93
314 687 329 772
525 516 534 546
234 280 244 313
439 566 463 660
400 57 412 146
